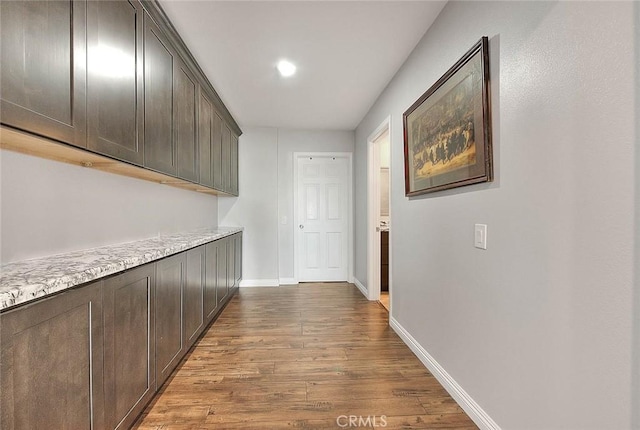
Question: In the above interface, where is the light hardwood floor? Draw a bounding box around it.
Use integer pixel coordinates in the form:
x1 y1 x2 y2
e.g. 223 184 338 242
379 291 390 311
133 283 477 429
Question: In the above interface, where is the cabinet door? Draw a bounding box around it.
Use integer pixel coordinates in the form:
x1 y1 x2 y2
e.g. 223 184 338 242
175 59 198 182
155 253 185 387
1 281 104 430
103 264 155 430
0 0 86 147
230 133 239 195
143 13 176 176
184 246 204 348
87 0 144 165
212 112 224 191
217 237 228 303
228 235 236 289
204 240 219 322
198 91 214 188
235 233 243 285
221 123 231 193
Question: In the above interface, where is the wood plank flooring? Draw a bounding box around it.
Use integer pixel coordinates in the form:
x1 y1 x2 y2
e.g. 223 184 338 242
133 283 477 429
379 292 390 311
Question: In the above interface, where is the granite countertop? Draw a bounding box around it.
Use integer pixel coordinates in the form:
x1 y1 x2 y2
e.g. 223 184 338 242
0 227 243 311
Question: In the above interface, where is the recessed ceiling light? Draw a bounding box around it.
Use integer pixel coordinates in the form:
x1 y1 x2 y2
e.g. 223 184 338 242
277 60 296 77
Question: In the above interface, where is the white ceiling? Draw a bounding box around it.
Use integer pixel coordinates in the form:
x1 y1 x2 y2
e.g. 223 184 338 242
159 1 446 131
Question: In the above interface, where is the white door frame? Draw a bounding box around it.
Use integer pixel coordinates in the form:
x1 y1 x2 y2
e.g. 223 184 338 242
293 152 354 284
367 117 391 302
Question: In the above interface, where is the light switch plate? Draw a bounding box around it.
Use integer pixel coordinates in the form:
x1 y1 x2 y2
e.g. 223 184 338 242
474 224 487 250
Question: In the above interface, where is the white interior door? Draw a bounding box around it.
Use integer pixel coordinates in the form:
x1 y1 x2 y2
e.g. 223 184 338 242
297 155 349 282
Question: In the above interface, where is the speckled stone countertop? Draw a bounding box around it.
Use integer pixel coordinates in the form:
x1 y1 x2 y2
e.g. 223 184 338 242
0 227 243 311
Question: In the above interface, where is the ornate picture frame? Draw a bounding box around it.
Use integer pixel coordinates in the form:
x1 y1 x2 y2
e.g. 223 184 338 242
403 37 492 196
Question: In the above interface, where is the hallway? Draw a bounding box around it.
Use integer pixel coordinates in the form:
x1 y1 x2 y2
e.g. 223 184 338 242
133 284 477 429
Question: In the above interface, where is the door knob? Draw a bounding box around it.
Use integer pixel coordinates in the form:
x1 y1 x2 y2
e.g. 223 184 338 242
299 224 304 229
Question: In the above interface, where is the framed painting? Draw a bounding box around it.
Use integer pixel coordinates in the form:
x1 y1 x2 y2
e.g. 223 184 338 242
403 36 492 197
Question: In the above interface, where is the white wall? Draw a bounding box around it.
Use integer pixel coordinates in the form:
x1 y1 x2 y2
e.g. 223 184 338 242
219 128 354 284
218 127 279 283
355 1 637 429
1 150 218 264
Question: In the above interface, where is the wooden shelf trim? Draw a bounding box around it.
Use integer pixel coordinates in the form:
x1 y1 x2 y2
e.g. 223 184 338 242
0 126 232 197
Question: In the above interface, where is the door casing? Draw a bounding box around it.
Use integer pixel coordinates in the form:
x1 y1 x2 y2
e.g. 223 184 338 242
367 117 392 303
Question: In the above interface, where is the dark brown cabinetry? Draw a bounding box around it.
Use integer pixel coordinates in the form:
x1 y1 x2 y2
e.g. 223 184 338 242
204 240 219 322
228 236 236 289
381 231 389 292
230 134 239 195
221 124 231 193
175 59 198 182
0 0 87 147
1 281 104 430
143 12 176 176
103 264 156 430
0 0 241 196
198 91 214 188
0 233 241 430
235 232 243 285
212 112 224 191
155 252 185 387
184 246 205 347
87 0 144 165
217 236 229 303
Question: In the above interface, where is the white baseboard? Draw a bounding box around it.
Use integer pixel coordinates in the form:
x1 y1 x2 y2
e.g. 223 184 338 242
352 277 368 298
279 278 298 285
239 279 279 287
389 317 501 430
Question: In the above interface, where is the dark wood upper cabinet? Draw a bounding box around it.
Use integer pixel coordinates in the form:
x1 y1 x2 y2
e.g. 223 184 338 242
212 112 224 191
198 91 214 188
155 253 185 387
0 0 87 147
230 133 239 196
1 281 104 430
103 264 156 430
221 123 232 193
174 60 199 182
1 0 241 194
87 0 144 165
143 12 176 176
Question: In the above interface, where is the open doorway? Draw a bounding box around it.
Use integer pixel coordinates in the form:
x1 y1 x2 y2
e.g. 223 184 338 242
367 117 391 312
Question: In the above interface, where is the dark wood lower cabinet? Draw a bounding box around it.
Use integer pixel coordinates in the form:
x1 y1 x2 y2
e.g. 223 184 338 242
228 236 236 289
204 240 219 322
184 246 205 347
103 264 155 430
235 232 243 285
217 237 229 303
0 281 105 430
155 253 185 387
0 233 242 430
